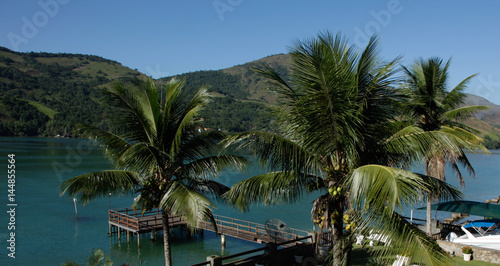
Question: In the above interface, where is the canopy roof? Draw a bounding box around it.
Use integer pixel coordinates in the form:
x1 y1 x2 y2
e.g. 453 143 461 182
463 219 500 229
417 201 500 219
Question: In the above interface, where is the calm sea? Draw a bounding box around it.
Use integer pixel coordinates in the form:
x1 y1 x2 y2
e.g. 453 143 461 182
0 137 499 265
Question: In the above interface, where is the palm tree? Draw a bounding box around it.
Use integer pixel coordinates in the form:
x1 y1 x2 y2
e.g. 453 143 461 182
402 57 489 236
60 78 245 266
61 248 113 266
86 248 114 266
223 32 462 265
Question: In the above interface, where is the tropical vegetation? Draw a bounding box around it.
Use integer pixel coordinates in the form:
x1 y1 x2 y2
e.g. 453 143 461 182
61 248 113 266
221 31 465 265
0 47 137 137
402 57 489 235
59 78 245 266
0 47 274 136
2 46 500 148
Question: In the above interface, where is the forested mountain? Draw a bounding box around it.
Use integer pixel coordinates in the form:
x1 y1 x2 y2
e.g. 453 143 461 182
1 47 500 148
463 95 500 149
157 54 291 132
0 47 143 136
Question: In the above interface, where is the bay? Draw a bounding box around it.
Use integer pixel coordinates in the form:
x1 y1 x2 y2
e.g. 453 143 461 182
0 137 317 265
0 137 498 265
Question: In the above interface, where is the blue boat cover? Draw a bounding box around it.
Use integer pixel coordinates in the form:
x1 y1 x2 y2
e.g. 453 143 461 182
464 219 500 228
416 201 500 219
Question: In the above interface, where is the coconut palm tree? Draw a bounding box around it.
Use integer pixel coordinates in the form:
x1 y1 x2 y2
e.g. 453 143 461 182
86 248 114 266
61 248 113 266
402 57 489 236
60 78 245 266
222 32 462 265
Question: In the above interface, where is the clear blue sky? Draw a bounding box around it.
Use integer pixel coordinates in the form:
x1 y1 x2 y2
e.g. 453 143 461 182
1 0 500 103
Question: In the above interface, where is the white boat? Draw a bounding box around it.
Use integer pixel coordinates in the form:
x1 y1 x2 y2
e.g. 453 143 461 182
447 219 500 250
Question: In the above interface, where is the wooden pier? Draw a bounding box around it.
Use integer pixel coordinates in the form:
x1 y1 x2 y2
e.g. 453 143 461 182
108 208 310 248
108 208 184 247
198 214 310 247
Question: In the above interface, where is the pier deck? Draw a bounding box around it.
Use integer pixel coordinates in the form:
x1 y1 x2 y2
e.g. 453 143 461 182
108 208 310 247
109 208 184 233
198 215 309 246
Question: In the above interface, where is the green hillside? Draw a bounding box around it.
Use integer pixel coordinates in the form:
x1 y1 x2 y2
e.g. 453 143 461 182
1 46 499 150
0 47 278 136
221 53 291 103
158 55 292 133
0 47 143 136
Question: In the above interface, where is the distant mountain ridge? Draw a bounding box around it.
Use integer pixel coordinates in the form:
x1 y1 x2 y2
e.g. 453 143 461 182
1 47 499 148
0 46 144 136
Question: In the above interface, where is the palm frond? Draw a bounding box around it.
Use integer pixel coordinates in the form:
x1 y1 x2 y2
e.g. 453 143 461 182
221 131 321 174
385 126 456 163
87 248 113 266
443 105 489 121
349 165 422 212
180 130 228 161
353 210 452 265
348 165 462 212
59 170 140 205
253 64 295 99
160 181 217 230
102 81 156 143
183 155 247 180
224 171 313 211
170 85 211 155
76 123 131 164
186 178 230 202
348 165 461 265
118 142 162 174
443 73 477 108
439 126 489 153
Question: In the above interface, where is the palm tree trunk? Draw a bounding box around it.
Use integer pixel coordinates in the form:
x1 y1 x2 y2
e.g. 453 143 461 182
425 158 436 237
332 199 345 265
426 196 432 236
162 210 172 266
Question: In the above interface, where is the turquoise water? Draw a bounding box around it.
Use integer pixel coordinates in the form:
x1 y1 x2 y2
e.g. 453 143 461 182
0 137 318 265
0 137 499 265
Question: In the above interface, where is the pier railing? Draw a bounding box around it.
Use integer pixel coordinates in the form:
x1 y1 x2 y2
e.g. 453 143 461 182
108 208 183 232
198 214 310 241
190 235 313 266
108 208 316 263
109 209 310 243
109 209 140 231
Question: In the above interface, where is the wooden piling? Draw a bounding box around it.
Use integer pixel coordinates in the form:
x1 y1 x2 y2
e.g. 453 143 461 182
221 234 226 249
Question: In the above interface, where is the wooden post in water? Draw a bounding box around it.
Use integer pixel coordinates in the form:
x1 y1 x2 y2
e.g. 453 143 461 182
221 234 226 250
73 198 78 219
127 230 130 243
137 232 140 248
